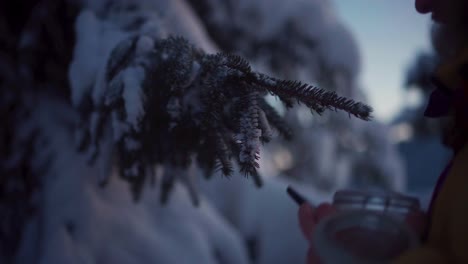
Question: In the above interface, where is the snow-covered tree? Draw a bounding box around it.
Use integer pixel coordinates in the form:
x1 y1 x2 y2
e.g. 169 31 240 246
1 0 375 263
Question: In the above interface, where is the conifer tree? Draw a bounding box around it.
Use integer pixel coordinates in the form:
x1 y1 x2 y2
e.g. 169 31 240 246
0 0 372 262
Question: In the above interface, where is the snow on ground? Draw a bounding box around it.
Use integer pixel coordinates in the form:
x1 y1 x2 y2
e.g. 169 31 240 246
199 171 332 264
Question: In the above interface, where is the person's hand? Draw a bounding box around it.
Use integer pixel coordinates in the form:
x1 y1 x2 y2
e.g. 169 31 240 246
298 202 337 264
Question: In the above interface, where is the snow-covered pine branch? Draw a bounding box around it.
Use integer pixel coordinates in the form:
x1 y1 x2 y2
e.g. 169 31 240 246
78 34 372 203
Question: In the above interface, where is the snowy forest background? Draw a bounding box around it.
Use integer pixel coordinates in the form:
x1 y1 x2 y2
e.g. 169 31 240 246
0 0 450 264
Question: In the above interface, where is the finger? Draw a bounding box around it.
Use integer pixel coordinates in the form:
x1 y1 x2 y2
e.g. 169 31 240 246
307 246 321 264
314 203 337 223
298 203 315 240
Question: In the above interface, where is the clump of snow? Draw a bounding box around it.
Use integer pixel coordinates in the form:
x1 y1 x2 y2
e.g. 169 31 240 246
68 10 102 108
238 128 262 163
69 9 130 108
135 35 155 55
122 66 145 127
237 98 262 165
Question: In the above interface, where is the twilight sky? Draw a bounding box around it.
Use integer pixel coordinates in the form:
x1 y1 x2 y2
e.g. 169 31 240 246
332 0 432 122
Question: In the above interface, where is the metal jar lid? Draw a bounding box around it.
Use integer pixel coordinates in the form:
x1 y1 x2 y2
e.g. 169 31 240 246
332 189 420 217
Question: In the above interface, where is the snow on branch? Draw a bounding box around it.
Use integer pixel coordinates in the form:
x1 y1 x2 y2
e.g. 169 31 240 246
78 35 372 203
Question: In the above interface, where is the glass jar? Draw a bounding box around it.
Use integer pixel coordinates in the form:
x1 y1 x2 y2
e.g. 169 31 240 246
312 190 421 263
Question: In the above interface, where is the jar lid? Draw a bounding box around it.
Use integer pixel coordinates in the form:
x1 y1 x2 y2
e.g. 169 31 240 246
333 189 420 216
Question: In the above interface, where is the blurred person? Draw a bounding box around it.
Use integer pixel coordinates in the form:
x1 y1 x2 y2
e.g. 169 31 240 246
297 0 468 263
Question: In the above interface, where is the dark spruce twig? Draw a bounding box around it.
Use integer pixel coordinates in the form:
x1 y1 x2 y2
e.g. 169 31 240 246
77 36 373 204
